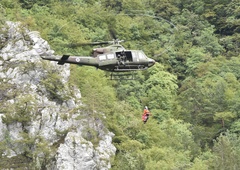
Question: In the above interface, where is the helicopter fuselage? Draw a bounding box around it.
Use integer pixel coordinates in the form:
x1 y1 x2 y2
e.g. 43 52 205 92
41 49 155 72
97 50 155 72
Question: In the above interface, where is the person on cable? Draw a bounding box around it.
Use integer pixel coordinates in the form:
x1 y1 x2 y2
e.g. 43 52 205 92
142 106 151 124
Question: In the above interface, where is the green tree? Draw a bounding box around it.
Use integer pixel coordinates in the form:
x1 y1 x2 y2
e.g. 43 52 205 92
212 132 240 170
175 56 240 148
144 63 178 111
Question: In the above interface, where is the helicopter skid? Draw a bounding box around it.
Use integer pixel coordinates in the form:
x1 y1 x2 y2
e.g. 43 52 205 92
113 68 147 72
113 65 148 72
109 72 136 80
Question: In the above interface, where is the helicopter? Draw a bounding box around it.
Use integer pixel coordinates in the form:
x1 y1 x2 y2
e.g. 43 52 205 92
41 39 155 79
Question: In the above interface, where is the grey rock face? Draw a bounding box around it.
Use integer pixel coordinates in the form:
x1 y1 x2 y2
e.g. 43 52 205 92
0 21 116 169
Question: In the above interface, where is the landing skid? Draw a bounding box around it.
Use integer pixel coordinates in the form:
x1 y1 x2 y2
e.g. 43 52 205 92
109 72 136 80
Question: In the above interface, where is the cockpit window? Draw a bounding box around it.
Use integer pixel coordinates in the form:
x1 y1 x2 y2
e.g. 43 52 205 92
131 51 137 59
138 51 146 59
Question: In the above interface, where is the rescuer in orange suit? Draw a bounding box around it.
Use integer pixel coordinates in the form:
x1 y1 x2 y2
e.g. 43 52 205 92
142 106 151 124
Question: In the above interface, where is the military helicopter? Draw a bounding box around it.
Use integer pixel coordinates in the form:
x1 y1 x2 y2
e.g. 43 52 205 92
41 39 155 79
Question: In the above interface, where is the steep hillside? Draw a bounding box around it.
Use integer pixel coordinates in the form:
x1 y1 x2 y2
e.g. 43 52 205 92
0 21 115 169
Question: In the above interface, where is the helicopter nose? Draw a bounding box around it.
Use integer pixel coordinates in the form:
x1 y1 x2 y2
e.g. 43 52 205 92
148 58 155 67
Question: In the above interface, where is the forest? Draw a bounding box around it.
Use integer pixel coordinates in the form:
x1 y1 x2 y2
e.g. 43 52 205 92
0 0 240 169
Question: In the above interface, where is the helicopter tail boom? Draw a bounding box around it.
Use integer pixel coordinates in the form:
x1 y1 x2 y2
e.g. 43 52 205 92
41 55 70 65
41 55 99 67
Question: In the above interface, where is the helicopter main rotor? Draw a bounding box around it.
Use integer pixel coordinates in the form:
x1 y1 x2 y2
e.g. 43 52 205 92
67 39 124 48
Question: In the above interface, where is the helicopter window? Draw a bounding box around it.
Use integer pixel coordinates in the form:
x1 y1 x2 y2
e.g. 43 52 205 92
131 51 137 60
138 51 146 59
99 55 106 61
125 51 133 61
107 54 114 60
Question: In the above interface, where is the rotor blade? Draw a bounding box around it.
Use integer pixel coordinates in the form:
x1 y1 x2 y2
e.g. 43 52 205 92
66 41 110 48
109 29 118 40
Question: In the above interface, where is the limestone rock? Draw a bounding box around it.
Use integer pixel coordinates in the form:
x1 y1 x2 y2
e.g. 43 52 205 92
0 21 116 169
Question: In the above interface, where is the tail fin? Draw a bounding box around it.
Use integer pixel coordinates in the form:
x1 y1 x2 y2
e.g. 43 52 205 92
58 55 70 65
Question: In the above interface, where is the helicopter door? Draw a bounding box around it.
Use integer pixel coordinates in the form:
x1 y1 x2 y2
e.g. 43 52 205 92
115 51 133 63
98 53 116 66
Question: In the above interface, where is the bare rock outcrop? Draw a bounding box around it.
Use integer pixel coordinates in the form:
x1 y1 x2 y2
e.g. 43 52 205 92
0 21 116 169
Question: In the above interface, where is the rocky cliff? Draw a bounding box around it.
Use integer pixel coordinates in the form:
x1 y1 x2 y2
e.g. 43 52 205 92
0 21 116 169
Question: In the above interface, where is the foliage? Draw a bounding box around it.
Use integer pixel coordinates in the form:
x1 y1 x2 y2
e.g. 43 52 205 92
0 155 31 169
2 94 37 127
0 92 58 168
211 132 240 169
40 63 70 103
